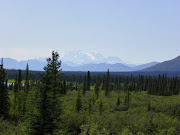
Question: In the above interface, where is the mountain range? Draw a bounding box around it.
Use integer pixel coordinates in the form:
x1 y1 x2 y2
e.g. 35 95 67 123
2 58 158 72
2 50 179 72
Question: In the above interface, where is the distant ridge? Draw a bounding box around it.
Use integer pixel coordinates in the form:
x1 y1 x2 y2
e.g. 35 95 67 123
69 63 132 71
143 55 180 71
66 62 159 72
3 58 46 71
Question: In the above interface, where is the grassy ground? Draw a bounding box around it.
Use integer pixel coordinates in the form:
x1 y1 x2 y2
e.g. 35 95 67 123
60 90 180 134
1 89 180 135
8 80 27 83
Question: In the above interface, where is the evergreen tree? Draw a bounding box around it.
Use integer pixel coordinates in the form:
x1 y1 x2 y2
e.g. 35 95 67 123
29 51 62 135
63 81 67 95
23 64 29 115
76 91 82 113
43 51 62 119
94 77 100 99
88 99 92 115
82 76 87 95
101 75 106 90
29 74 53 134
125 89 130 109
18 69 22 90
87 71 91 91
116 97 120 107
75 82 78 91
147 101 151 112
13 75 18 120
105 69 110 96
25 63 29 93
0 59 9 119
17 69 24 115
99 100 103 116
69 82 73 91
29 74 54 135
92 95 95 105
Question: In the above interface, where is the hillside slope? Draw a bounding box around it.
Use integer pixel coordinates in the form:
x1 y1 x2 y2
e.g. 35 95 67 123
143 56 180 71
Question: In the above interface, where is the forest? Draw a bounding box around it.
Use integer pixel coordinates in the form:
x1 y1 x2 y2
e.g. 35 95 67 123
1 51 180 135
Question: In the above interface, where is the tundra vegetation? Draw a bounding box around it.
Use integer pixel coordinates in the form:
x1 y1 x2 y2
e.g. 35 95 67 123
1 51 180 135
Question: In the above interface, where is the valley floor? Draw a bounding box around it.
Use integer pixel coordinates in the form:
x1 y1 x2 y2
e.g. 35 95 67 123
1 90 180 135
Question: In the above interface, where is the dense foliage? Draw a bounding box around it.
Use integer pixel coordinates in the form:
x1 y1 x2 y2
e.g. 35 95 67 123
0 59 9 119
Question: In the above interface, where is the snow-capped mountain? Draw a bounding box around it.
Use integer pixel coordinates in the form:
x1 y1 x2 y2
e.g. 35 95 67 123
61 49 125 66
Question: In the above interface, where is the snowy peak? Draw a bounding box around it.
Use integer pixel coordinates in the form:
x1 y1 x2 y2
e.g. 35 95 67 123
61 50 124 65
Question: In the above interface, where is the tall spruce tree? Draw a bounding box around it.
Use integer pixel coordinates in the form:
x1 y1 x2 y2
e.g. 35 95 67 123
102 75 106 90
29 73 54 135
17 69 24 115
75 82 78 91
87 71 91 91
63 81 67 95
0 59 9 119
82 76 87 95
88 99 92 115
125 89 130 109
116 97 120 107
76 90 82 113
94 77 100 99
13 75 18 119
43 51 62 119
105 69 110 96
18 69 22 90
25 64 29 93
99 100 103 116
29 51 62 135
92 95 95 105
22 64 29 115
147 101 151 112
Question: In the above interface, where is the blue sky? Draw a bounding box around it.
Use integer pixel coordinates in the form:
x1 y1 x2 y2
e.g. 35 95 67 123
0 0 179 64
